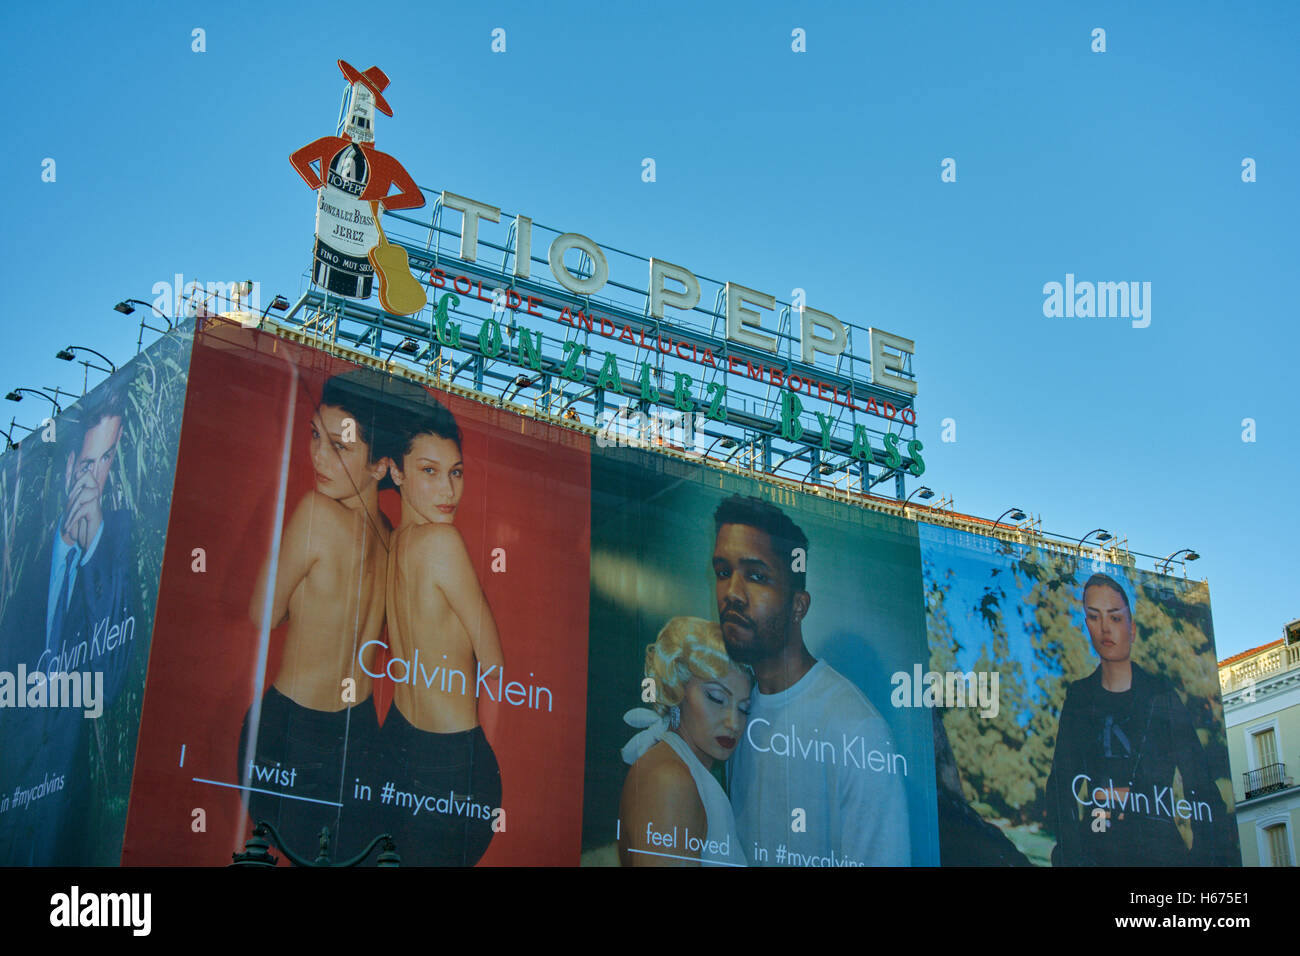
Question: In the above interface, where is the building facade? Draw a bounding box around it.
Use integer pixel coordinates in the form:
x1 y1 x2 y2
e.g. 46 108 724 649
1219 628 1300 866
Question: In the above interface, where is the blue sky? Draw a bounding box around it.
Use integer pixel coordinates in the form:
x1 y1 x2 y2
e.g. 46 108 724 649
2 1 1295 659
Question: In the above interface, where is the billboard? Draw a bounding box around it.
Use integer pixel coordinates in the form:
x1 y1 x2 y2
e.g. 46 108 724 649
123 320 590 865
0 319 1238 867
0 327 193 864
580 449 940 866
918 524 1239 866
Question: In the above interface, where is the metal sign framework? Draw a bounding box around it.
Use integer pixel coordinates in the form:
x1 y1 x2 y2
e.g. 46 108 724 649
203 303 1189 582
284 196 922 499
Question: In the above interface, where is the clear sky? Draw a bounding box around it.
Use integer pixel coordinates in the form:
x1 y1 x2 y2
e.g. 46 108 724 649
2 1 1295 659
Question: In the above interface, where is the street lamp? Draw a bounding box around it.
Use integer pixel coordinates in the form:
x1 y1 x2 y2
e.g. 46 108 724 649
992 507 1027 528
702 435 737 458
257 294 292 328
5 387 62 414
724 438 753 463
56 346 117 395
902 486 935 509
116 298 173 354
114 298 173 326
56 346 115 371
1156 548 1200 574
502 374 535 403
1075 527 1112 553
801 459 843 491
230 822 400 868
383 337 420 364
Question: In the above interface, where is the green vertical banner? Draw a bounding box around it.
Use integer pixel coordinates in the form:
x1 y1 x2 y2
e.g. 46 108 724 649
0 326 194 864
582 444 940 867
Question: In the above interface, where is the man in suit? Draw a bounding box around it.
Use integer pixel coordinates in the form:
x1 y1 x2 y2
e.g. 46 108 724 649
0 385 134 863
40 386 134 699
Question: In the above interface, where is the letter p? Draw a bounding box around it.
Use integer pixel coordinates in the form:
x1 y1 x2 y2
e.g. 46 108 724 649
800 306 847 363
649 258 701 319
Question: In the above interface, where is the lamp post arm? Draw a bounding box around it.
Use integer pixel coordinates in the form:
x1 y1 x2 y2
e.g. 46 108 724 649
332 833 399 868
124 299 174 328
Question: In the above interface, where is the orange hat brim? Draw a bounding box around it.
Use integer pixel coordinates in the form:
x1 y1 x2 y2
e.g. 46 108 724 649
337 59 394 117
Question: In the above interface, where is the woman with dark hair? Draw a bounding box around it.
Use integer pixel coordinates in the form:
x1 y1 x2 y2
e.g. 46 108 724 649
382 392 504 866
241 369 393 860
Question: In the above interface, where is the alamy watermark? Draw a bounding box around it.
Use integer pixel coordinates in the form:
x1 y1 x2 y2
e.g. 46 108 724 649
890 665 1000 718
1042 274 1151 328
151 273 262 318
50 886 151 936
595 404 710 456
0 666 104 719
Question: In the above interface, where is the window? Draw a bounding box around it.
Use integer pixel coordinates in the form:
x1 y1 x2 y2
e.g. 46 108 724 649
1265 823 1293 867
1254 728 1279 767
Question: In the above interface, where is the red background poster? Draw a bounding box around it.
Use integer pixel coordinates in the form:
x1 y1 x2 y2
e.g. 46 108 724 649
123 321 591 865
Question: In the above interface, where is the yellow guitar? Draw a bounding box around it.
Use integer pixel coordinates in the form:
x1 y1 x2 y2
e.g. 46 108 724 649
368 201 427 316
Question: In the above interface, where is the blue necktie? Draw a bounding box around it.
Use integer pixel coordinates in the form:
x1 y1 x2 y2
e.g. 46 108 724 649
48 548 77 653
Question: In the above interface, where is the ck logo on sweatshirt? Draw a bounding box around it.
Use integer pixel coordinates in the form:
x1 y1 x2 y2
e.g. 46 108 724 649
1102 715 1131 759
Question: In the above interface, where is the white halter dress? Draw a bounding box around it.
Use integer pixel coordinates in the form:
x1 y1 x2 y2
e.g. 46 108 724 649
622 709 747 867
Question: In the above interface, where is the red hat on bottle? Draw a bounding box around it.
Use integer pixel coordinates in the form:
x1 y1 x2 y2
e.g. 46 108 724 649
337 60 394 117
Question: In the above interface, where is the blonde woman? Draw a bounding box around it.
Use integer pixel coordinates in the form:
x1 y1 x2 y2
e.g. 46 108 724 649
618 617 752 867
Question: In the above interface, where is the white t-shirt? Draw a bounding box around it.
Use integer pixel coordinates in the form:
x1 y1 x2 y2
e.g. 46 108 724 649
729 660 910 866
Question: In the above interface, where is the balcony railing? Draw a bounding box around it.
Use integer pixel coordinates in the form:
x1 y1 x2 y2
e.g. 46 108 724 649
1221 642 1300 693
1243 762 1289 800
